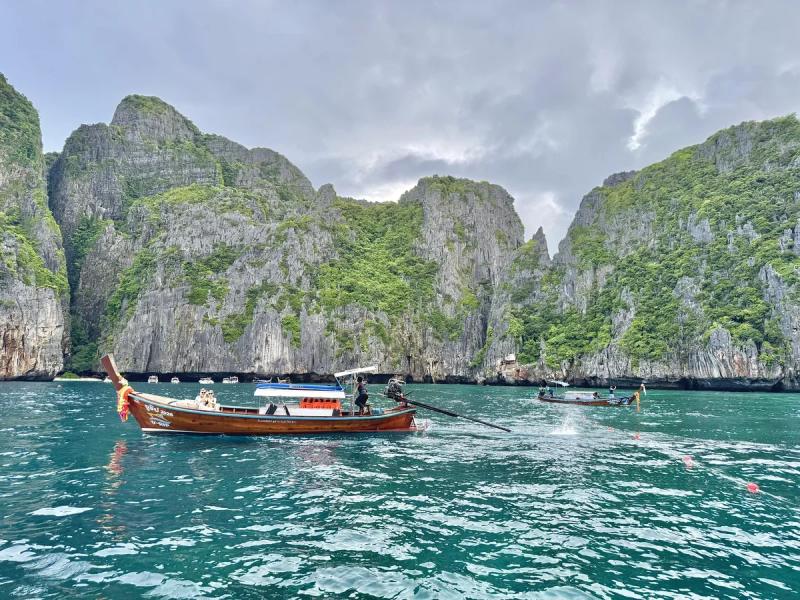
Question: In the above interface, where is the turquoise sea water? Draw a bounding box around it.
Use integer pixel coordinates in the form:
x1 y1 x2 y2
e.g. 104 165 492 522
0 382 798 599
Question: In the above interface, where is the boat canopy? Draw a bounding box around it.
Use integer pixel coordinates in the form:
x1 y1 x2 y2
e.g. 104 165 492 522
548 380 570 387
254 382 346 400
334 366 378 378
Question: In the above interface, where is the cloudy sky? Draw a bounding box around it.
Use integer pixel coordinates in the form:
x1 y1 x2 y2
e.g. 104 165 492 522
3 1 800 245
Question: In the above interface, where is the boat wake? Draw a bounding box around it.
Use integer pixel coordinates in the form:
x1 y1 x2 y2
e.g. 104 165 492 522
550 416 578 436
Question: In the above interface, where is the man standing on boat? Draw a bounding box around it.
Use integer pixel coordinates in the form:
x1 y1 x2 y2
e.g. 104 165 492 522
355 376 369 415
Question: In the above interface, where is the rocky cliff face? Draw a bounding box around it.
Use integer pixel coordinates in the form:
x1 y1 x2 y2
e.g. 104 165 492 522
0 74 67 379
6 77 800 388
399 177 524 378
494 116 800 389
49 95 523 378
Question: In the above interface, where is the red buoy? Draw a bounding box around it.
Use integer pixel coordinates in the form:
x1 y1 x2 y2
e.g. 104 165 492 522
633 432 640 440
747 482 759 494
683 455 694 469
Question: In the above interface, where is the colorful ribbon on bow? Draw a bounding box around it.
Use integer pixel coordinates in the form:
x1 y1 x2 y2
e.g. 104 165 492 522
117 383 132 422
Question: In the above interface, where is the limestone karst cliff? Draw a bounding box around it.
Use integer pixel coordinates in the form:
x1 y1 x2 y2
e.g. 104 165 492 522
2 72 799 388
47 94 523 378
0 74 67 379
491 116 800 390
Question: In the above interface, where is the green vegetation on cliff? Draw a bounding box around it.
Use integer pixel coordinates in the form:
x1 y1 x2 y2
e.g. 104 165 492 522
509 115 800 369
424 175 490 200
281 314 301 348
0 74 68 296
69 216 107 285
219 282 279 342
0 213 68 294
121 94 180 117
0 73 40 167
215 196 447 349
131 184 269 225
217 195 441 345
510 281 615 368
104 248 157 333
67 315 98 373
316 198 438 317
184 243 242 305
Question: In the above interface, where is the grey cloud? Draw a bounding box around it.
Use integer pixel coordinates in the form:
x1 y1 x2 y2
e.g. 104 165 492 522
634 97 706 165
3 0 800 245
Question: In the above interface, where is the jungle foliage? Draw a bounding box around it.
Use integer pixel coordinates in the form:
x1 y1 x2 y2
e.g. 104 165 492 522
510 116 800 369
315 198 439 319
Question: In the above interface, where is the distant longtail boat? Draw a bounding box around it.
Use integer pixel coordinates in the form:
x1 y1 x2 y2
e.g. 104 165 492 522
536 384 645 408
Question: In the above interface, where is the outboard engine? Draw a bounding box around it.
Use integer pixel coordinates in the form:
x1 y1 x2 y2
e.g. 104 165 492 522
384 377 406 402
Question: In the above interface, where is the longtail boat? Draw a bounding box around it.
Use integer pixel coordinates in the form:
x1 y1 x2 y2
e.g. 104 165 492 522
101 355 419 435
536 386 644 408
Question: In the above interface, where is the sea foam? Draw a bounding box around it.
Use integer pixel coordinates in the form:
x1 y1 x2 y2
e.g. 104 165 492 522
30 506 92 517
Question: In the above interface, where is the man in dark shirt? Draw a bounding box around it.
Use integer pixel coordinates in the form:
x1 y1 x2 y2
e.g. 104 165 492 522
355 376 369 415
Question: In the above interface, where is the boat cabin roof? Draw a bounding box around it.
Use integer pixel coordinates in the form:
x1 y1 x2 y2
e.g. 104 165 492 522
254 382 346 399
333 365 377 378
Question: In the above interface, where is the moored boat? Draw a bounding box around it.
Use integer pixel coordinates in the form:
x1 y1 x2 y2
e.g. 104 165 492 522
170 377 180 384
222 376 239 384
147 375 159 384
198 377 214 385
102 355 419 435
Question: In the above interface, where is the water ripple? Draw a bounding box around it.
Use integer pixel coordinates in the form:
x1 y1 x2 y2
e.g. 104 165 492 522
0 382 797 598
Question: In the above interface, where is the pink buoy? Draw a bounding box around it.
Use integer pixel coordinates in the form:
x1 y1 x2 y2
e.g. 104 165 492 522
747 482 759 494
683 455 694 469
633 433 640 440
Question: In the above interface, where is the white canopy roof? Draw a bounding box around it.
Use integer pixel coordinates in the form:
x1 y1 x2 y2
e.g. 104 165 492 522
255 388 346 399
333 365 378 378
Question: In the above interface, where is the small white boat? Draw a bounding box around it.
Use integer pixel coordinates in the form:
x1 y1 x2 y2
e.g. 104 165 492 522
199 377 214 385
170 377 180 384
147 375 159 384
222 376 239 384
103 377 112 383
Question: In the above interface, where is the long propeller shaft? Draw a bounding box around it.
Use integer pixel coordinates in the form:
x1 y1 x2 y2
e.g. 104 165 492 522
391 396 511 432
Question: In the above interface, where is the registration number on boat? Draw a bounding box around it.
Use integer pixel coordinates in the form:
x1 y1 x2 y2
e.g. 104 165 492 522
145 404 174 418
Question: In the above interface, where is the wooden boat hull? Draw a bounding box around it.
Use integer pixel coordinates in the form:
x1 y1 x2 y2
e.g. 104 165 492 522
537 395 633 407
129 392 418 435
